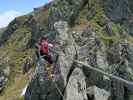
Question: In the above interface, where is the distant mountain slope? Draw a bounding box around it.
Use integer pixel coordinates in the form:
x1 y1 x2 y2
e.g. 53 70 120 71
0 27 6 37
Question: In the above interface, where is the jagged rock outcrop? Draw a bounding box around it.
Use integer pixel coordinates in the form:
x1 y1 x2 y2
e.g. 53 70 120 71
25 21 79 100
0 0 133 99
24 0 133 100
104 0 130 22
66 68 87 100
87 86 110 100
24 57 64 100
48 0 88 31
104 0 133 35
25 20 109 100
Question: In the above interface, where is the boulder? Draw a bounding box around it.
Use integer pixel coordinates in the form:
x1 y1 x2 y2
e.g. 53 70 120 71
65 68 87 100
87 86 110 100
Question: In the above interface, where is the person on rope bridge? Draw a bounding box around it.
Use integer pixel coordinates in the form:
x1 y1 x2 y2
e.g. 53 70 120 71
36 36 54 79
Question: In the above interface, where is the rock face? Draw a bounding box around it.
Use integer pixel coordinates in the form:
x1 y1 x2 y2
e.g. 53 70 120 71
48 0 88 30
0 57 9 93
24 0 133 100
0 0 133 99
104 0 130 22
66 68 88 100
0 71 7 92
104 0 133 35
25 20 111 100
87 86 110 100
24 56 64 100
25 21 78 100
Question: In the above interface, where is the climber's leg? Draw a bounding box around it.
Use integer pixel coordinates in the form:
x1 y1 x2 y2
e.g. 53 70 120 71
43 54 54 79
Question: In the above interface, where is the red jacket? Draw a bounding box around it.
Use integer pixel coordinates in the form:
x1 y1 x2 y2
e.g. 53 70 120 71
39 40 53 54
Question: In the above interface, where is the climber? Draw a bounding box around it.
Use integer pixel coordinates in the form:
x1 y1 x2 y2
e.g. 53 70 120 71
36 36 54 78
36 36 53 63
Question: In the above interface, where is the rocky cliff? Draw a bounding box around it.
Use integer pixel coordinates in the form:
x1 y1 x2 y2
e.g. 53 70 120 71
0 0 133 100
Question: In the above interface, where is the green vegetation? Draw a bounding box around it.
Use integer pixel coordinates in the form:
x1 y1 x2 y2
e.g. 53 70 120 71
88 0 125 45
17 96 24 100
0 27 6 38
126 36 133 43
0 69 34 100
8 15 30 31
34 6 50 31
90 0 107 36
100 23 124 44
0 18 35 100
92 7 106 26
0 5 52 99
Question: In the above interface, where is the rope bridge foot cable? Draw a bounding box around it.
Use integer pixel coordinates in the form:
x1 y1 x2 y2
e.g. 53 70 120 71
52 80 64 98
74 60 133 86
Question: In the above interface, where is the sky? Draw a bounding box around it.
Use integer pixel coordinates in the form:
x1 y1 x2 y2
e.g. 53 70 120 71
0 0 51 28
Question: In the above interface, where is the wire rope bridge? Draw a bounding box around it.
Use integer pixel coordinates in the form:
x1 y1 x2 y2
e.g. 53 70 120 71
75 60 133 86
54 59 133 98
50 48 133 86
37 49 133 98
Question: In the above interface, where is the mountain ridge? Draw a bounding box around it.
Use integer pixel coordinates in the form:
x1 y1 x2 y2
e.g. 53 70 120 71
0 0 133 100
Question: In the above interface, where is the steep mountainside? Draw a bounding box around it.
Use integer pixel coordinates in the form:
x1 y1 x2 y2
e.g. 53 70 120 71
0 28 6 38
0 0 133 100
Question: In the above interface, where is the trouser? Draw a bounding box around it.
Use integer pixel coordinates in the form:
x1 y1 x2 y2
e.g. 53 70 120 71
40 50 54 78
39 50 53 64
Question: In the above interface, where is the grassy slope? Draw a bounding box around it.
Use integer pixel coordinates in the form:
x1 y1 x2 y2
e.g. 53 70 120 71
0 68 34 100
0 4 50 100
0 15 35 100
